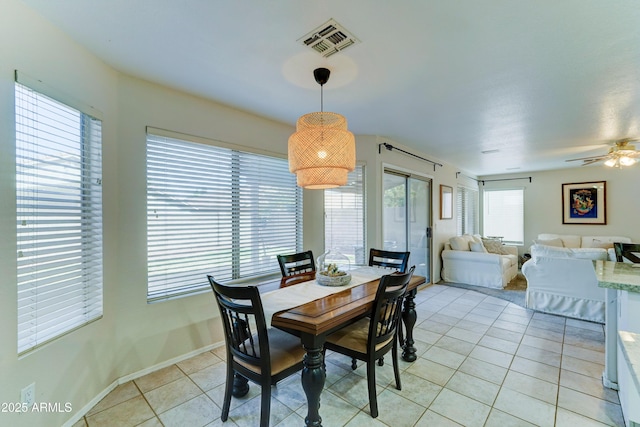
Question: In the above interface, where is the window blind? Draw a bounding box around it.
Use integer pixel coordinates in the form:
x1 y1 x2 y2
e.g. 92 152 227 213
324 165 365 265
146 133 302 302
15 81 103 354
482 188 524 245
456 185 479 236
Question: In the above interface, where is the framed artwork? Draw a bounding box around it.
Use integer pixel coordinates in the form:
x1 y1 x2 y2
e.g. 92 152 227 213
562 181 606 224
440 185 453 220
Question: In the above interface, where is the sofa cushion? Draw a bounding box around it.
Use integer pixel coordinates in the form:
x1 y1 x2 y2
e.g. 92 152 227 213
450 236 470 251
538 234 581 248
581 235 632 248
591 240 614 249
531 244 608 261
533 238 564 247
470 241 487 253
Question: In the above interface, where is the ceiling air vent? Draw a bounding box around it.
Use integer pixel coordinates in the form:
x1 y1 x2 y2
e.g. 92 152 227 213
299 19 360 58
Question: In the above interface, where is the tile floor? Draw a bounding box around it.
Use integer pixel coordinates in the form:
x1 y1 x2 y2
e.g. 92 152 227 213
72 284 625 427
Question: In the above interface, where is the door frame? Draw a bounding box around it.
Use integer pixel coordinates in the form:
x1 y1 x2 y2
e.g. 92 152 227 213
381 164 434 284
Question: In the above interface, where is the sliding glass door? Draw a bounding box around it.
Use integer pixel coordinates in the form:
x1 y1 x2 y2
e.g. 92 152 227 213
382 170 432 282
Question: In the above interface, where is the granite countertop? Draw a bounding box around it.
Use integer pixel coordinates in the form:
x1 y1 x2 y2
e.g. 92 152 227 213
594 260 640 292
619 331 640 395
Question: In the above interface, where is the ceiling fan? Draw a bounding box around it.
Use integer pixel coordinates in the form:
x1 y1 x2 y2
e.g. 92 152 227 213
566 138 640 167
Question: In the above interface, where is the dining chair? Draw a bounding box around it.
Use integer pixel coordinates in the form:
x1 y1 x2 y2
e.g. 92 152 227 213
277 250 316 276
368 248 411 366
280 271 316 288
323 266 415 418
208 275 305 427
614 242 640 263
368 248 410 273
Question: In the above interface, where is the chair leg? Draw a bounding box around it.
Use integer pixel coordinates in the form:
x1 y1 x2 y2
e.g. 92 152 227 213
398 323 405 347
351 357 357 370
260 384 271 427
392 340 402 390
377 357 384 366
221 366 235 421
367 361 378 418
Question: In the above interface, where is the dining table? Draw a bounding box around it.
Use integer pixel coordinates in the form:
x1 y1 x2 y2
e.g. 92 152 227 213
257 266 426 427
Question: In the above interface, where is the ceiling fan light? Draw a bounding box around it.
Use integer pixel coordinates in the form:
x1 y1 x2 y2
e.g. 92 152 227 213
620 156 637 166
604 158 617 167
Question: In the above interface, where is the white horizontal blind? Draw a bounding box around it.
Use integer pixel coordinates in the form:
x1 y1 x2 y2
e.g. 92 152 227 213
457 185 478 236
324 165 365 265
146 133 302 302
15 82 103 354
482 188 524 245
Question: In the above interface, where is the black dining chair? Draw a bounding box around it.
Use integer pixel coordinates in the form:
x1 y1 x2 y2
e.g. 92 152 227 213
614 242 640 263
277 250 316 277
368 248 411 367
208 275 305 427
323 266 415 418
368 248 410 273
279 271 316 288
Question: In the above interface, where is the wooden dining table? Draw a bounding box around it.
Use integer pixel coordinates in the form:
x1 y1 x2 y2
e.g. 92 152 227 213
269 273 426 427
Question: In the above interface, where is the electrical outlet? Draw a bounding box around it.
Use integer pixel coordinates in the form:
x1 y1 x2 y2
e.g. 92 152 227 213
21 383 35 406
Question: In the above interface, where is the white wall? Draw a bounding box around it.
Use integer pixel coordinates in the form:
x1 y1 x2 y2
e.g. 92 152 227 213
0 2 463 425
479 166 640 253
0 2 119 427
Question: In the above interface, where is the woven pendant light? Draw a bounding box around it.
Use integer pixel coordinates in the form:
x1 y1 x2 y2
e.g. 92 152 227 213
288 68 355 189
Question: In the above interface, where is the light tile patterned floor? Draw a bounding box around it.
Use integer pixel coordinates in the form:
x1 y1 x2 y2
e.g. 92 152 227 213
73 284 625 427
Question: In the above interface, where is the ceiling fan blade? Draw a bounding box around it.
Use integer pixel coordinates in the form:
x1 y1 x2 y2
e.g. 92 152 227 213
581 158 604 166
566 155 606 162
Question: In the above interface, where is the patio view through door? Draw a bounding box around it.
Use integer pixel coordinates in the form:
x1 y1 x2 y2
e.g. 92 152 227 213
382 169 432 282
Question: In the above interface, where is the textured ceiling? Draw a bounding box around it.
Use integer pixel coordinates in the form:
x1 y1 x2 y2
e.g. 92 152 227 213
19 0 640 176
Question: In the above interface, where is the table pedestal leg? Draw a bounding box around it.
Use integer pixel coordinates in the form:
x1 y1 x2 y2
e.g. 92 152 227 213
231 373 249 397
302 344 325 427
402 288 417 362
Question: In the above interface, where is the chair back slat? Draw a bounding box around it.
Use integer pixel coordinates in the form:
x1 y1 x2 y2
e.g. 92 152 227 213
277 250 316 276
368 249 410 273
280 271 316 287
369 266 415 350
209 276 269 368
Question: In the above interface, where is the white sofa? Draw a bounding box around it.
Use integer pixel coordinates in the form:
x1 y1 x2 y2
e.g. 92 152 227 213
521 234 631 323
441 234 518 289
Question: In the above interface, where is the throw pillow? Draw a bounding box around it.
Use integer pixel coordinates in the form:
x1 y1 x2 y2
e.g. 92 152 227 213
450 236 470 251
482 238 503 254
470 241 487 253
533 238 564 247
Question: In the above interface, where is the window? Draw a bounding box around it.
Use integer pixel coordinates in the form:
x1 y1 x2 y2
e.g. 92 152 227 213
324 165 365 265
146 131 302 302
457 185 479 235
482 188 524 245
15 76 103 354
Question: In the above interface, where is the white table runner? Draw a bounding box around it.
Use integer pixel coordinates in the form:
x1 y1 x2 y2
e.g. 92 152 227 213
262 266 390 327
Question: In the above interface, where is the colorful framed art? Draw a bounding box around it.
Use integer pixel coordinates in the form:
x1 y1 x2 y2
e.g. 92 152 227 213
562 181 606 224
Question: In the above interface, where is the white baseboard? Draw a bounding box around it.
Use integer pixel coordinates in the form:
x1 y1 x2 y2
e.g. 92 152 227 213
61 341 225 427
